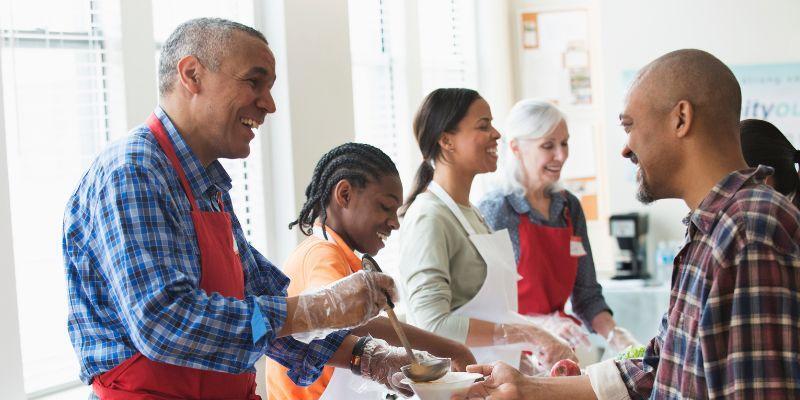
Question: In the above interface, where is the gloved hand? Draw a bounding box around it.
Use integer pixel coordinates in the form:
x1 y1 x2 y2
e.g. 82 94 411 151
606 326 639 353
360 337 436 397
493 323 577 369
291 271 397 343
525 313 590 349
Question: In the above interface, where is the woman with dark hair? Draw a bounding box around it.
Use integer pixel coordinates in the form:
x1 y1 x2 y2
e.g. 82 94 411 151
740 119 800 208
398 89 576 372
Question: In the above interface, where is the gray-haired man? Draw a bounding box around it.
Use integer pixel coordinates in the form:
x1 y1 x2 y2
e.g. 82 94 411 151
64 18 407 398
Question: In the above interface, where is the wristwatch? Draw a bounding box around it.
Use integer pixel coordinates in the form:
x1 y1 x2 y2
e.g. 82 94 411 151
350 335 373 375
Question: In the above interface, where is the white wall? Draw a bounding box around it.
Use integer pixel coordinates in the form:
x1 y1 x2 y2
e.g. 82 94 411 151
256 0 356 264
509 0 616 273
253 2 355 396
598 0 800 272
511 0 800 276
118 0 157 130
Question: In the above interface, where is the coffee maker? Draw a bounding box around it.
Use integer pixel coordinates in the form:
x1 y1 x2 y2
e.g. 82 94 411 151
609 213 648 280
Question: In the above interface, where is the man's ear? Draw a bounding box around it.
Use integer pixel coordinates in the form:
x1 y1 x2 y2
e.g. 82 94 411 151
332 179 352 209
176 55 203 95
673 100 694 139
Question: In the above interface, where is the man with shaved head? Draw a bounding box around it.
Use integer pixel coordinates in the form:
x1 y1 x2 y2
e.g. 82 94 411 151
621 49 745 207
455 49 800 399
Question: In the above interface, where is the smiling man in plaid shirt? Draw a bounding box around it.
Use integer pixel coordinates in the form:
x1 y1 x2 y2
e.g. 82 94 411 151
458 49 800 400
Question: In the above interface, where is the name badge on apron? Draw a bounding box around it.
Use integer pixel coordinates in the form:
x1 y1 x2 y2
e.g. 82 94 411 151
570 236 586 257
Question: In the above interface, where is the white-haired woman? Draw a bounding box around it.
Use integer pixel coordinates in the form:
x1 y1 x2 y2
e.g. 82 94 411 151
478 99 637 353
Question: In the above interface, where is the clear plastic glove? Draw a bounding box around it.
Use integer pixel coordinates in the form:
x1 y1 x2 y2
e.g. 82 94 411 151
518 352 536 376
291 271 397 343
493 323 577 369
525 313 590 349
605 326 640 353
360 337 435 397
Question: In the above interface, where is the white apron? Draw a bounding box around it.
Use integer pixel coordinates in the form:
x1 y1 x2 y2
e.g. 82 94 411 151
311 227 385 400
428 182 528 368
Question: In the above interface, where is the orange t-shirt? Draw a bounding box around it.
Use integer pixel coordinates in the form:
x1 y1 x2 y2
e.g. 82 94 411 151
266 227 362 400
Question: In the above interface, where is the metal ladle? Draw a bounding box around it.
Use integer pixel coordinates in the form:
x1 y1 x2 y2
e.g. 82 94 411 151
361 254 451 382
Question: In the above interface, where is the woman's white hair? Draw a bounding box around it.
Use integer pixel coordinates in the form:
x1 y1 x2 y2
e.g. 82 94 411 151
500 99 566 195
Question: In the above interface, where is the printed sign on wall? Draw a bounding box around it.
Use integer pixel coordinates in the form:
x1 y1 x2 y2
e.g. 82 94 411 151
735 63 800 147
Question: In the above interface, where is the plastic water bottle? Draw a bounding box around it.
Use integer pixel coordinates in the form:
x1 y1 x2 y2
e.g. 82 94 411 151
654 242 673 285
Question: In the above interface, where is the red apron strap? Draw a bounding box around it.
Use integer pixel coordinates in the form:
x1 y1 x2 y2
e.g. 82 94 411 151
216 191 226 212
561 192 573 231
146 113 199 211
91 114 256 400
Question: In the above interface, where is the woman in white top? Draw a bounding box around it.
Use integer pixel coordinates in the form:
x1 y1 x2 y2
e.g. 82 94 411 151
398 88 576 370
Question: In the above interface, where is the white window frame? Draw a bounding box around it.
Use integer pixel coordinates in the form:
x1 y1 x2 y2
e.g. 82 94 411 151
0 36 26 400
0 0 281 398
1 0 125 395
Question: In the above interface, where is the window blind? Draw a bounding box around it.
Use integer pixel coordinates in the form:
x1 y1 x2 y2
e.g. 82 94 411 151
346 0 480 299
1 0 116 394
348 0 402 163
348 0 479 166
418 0 479 93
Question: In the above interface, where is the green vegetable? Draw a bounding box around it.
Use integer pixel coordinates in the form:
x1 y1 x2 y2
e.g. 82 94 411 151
615 345 646 360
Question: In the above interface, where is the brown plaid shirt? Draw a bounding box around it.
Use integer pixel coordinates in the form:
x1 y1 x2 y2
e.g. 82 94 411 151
616 166 800 399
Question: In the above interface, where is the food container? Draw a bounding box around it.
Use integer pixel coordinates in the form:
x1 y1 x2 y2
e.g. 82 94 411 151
400 371 483 400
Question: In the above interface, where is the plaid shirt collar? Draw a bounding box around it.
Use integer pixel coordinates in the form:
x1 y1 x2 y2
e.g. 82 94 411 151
687 165 774 235
154 106 232 198
505 189 567 216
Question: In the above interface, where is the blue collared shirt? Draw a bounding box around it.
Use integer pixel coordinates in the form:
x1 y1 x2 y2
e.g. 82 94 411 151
63 107 346 386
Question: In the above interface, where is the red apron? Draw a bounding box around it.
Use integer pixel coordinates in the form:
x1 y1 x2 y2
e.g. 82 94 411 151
516 198 580 322
91 114 259 400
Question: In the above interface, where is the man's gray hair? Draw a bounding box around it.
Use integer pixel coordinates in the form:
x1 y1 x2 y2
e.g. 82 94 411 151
158 18 267 96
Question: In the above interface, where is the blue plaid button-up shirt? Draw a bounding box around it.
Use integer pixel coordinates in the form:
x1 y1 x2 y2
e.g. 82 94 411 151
63 107 346 386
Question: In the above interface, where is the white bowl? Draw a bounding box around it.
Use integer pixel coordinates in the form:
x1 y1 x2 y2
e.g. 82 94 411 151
401 371 483 400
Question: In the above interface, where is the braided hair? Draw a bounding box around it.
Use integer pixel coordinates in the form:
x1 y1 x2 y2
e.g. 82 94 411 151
289 142 399 238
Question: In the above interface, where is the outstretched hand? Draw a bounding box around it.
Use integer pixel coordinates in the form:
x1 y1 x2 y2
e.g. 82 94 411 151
452 362 524 400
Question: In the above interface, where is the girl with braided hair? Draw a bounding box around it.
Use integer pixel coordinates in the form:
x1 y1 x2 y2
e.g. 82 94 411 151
266 142 475 400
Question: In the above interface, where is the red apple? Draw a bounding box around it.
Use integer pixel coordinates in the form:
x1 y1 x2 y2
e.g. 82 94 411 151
550 359 581 377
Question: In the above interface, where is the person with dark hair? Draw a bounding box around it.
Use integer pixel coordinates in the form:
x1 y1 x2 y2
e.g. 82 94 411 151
397 88 576 374
740 119 800 208
266 142 475 399
458 49 800 400
63 18 398 399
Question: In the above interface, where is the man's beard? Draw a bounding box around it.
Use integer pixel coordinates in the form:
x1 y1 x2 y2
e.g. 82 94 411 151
631 152 655 204
636 168 656 204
